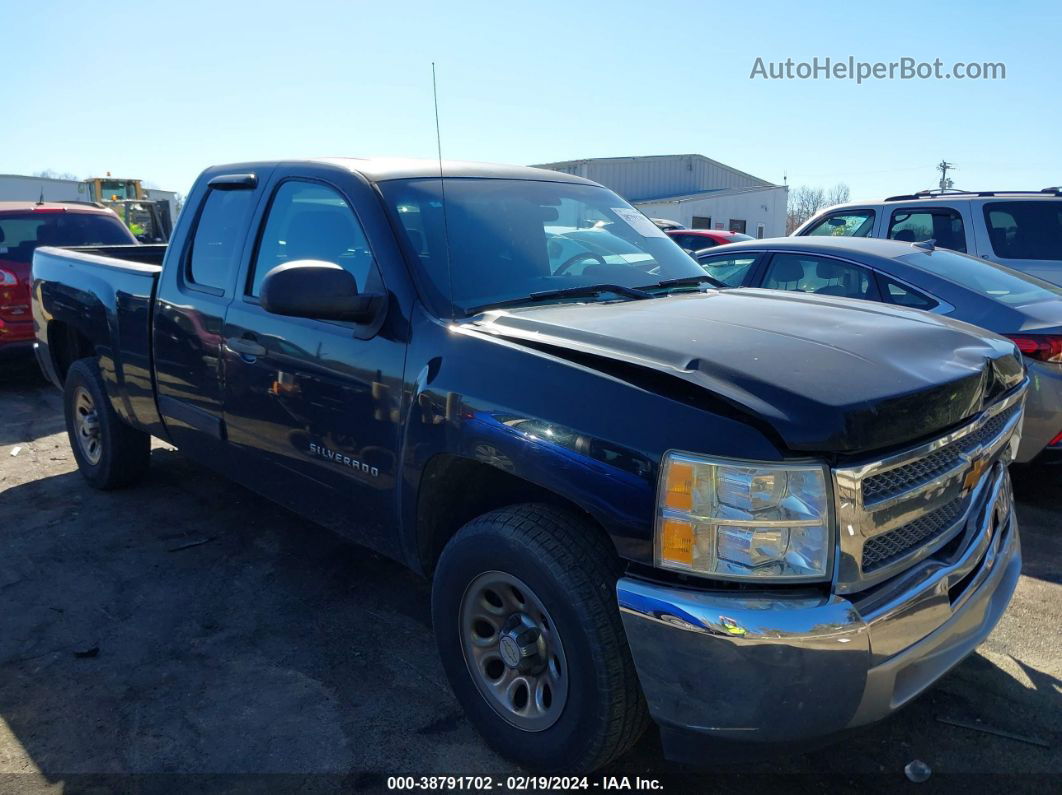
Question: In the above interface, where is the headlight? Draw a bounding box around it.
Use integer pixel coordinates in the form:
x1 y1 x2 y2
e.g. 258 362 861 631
655 452 833 582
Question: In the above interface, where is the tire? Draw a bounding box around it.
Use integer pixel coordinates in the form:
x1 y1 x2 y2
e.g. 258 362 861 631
432 503 649 773
63 358 150 490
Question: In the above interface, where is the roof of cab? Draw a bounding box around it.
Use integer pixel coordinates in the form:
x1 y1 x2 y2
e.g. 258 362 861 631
314 157 598 185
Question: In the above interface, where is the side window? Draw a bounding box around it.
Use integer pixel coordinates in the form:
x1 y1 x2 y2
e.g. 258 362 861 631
888 208 966 252
803 210 875 237
697 254 759 287
878 276 938 310
763 254 875 299
983 201 1062 260
249 181 376 298
188 188 257 292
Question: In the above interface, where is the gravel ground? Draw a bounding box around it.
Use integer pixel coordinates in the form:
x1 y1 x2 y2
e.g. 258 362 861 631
1 357 1058 793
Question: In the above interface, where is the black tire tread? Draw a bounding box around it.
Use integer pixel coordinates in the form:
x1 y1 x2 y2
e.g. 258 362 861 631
440 503 650 772
64 358 150 490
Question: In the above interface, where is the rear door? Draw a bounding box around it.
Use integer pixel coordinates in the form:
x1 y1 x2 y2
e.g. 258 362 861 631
221 164 406 554
153 171 269 462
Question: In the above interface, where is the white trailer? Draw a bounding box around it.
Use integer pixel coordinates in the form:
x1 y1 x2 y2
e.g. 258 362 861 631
0 174 91 203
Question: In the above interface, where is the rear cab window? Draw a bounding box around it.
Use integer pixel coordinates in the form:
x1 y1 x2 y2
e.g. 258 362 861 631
802 209 876 237
983 201 1062 260
888 207 967 252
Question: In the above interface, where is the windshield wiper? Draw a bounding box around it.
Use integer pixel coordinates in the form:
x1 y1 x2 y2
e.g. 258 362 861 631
465 284 652 315
641 275 726 291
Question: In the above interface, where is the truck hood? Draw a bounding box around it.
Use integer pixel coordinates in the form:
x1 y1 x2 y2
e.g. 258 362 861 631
468 289 1025 455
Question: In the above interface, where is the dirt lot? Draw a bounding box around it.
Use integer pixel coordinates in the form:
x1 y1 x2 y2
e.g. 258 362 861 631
1 357 1059 793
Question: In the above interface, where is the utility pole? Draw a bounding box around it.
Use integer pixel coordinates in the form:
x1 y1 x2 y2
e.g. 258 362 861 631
937 160 956 192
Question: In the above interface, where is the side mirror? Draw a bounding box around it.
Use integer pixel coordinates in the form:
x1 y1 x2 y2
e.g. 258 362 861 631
260 260 383 324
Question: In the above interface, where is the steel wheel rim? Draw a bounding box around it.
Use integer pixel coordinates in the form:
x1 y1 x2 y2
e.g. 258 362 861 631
73 386 102 465
459 571 568 732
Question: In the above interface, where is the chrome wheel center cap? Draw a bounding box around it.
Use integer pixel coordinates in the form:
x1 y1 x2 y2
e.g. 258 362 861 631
499 635 521 668
498 613 545 674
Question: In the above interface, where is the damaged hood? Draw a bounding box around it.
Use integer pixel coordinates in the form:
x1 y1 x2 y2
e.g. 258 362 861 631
468 289 1025 454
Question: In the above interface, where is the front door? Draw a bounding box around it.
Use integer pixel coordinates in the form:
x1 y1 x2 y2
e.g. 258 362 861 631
220 169 406 555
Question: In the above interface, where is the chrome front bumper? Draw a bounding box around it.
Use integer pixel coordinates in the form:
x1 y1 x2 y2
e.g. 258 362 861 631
617 464 1020 755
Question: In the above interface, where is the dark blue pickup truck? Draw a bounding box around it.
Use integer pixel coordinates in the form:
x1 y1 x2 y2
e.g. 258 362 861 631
32 158 1028 772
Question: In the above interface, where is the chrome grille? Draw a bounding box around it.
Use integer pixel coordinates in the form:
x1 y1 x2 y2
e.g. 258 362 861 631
862 497 964 572
862 403 1020 504
832 385 1027 594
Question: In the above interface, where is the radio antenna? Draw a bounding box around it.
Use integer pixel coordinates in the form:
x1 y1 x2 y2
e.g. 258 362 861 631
432 62 456 318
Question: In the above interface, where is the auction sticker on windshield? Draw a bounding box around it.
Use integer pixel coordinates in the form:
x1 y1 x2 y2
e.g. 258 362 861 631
611 208 667 238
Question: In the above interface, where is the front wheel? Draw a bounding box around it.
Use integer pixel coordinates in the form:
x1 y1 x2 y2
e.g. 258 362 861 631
64 358 150 490
432 504 649 773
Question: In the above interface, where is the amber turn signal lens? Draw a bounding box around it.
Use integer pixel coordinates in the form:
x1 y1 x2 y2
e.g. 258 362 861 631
664 461 694 511
659 518 695 566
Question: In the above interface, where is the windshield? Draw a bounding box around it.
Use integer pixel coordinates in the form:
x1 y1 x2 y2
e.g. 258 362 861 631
379 178 707 315
0 211 134 263
899 248 1062 305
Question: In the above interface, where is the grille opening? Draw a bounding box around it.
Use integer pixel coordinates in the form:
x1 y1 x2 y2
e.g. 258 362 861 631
862 497 966 572
861 404 1018 505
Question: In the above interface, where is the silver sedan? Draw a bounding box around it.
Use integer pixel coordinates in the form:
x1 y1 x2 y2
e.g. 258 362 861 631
695 236 1062 462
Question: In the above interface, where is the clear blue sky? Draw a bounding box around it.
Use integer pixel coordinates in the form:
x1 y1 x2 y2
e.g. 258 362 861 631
2 0 1058 200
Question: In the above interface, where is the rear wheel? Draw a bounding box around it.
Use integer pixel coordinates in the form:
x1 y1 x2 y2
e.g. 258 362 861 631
432 504 649 773
64 358 150 489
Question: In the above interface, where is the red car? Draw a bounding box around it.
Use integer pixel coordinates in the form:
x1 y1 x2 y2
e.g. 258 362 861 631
666 228 754 253
0 202 135 355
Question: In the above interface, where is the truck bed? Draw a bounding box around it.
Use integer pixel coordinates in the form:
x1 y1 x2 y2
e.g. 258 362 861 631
32 244 168 436
57 243 167 268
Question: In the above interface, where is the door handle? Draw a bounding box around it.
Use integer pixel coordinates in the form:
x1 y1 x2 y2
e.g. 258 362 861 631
225 336 267 358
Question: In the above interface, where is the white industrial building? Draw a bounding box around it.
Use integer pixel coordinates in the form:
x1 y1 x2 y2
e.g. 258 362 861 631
0 173 180 222
534 154 787 238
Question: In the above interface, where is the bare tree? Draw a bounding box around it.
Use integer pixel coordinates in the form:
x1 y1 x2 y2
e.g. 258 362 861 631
785 183 851 233
32 169 80 181
825 182 850 206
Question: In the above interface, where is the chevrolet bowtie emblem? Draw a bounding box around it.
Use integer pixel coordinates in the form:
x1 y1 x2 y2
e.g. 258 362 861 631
962 455 990 492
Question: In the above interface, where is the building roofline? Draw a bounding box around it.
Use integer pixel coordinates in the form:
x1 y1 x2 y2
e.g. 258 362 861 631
530 154 775 188
631 184 785 205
